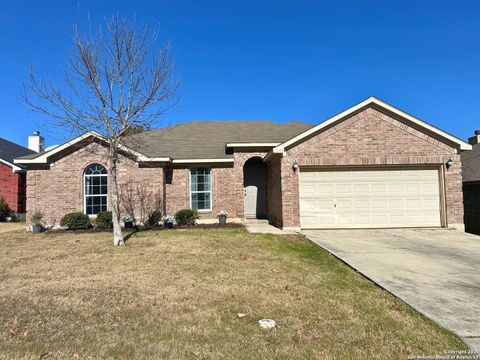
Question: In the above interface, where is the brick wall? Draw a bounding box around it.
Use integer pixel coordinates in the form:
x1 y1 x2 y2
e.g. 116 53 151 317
26 144 256 225
161 152 269 220
163 166 239 218
26 107 464 230
0 163 26 213
279 107 463 228
27 143 164 226
266 157 283 227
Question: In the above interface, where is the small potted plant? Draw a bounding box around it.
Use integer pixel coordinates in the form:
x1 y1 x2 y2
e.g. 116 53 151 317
30 211 44 233
123 216 135 229
162 215 174 229
217 210 229 225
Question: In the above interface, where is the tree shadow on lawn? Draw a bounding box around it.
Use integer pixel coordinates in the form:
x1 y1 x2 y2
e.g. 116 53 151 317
123 223 245 243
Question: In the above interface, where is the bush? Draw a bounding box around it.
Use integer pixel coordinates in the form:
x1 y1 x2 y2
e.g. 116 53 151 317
0 197 12 222
60 212 91 230
30 211 44 226
175 208 199 226
146 210 162 228
95 211 112 229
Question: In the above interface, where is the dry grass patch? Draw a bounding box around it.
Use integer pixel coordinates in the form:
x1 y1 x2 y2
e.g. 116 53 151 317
0 222 26 234
0 227 466 359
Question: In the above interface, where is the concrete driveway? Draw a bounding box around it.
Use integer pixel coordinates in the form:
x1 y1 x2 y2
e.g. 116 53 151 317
303 228 480 350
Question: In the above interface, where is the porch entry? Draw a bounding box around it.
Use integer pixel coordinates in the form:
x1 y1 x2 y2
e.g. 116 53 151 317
243 157 267 219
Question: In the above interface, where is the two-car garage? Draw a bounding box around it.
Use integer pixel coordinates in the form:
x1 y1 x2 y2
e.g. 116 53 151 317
299 168 443 229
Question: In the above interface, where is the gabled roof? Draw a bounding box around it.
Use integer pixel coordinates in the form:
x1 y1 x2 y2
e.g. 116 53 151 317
15 121 313 164
267 97 471 158
0 137 36 171
128 121 313 160
15 97 471 166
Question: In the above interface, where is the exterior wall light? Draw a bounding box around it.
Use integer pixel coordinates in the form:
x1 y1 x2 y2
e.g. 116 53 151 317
446 159 453 169
292 160 299 171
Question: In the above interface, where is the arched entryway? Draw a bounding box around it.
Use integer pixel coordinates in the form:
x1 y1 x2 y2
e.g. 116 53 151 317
243 157 267 219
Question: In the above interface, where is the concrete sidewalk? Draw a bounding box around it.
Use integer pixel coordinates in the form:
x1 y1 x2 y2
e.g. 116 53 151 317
244 220 297 235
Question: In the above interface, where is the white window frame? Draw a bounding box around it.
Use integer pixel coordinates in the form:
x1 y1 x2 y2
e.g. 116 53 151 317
83 164 108 216
189 167 212 212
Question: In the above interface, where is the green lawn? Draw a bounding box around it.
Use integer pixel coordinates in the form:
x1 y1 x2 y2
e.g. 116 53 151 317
0 226 466 359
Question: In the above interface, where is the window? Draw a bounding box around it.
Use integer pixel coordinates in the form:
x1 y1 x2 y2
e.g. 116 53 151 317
84 164 108 215
190 168 212 211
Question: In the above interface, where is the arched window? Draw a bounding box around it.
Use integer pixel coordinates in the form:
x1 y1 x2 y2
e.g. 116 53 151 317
84 164 108 215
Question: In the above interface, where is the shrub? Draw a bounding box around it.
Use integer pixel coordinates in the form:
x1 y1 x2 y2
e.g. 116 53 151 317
175 209 199 226
95 211 113 229
0 197 12 222
146 210 162 228
30 211 44 226
60 212 91 230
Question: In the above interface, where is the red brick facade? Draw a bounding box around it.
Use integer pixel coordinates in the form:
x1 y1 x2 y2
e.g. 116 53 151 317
0 162 27 214
275 107 463 229
266 157 283 227
146 152 269 221
25 106 465 230
27 144 164 226
163 166 239 219
26 145 265 225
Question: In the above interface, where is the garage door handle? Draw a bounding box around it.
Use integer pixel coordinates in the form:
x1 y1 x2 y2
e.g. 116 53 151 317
334 204 336 208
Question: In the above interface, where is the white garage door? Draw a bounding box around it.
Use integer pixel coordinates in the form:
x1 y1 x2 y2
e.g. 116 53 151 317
299 168 442 229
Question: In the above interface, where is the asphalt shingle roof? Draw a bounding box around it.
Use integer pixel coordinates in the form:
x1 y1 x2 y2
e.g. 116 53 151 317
0 137 36 166
15 120 314 162
461 143 480 183
128 120 314 159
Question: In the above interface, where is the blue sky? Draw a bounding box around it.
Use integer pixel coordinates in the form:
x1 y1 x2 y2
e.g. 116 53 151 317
1 0 479 147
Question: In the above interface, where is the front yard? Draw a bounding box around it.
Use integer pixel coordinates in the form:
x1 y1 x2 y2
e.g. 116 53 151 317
0 226 466 359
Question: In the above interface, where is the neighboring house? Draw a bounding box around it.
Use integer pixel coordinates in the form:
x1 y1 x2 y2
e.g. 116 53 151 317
0 132 42 216
15 97 471 230
460 130 480 234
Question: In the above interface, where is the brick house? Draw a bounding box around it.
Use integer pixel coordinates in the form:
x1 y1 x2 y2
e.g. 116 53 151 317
15 97 471 230
0 136 37 215
460 130 480 234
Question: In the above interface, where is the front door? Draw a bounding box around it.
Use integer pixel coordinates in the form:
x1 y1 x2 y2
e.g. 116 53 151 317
244 184 259 218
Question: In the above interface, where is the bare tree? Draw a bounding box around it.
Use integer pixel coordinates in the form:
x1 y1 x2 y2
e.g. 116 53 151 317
21 15 177 246
119 183 164 225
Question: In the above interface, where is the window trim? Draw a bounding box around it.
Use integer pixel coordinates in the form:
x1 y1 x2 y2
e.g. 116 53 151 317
83 164 108 216
189 167 213 212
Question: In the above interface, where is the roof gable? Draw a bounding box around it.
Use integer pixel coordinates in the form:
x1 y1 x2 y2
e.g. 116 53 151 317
271 97 471 154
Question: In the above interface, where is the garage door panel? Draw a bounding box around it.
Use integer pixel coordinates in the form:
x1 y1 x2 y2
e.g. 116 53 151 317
299 168 441 229
337 215 354 225
355 199 371 209
389 199 404 208
335 199 352 209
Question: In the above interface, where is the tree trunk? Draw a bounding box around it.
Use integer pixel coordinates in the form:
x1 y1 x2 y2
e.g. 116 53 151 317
109 153 124 246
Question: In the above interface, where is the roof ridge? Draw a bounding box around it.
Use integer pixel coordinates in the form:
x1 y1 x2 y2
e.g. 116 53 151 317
132 119 313 138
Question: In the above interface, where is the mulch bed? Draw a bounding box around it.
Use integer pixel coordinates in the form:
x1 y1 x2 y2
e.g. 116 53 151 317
175 223 244 230
47 222 244 234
